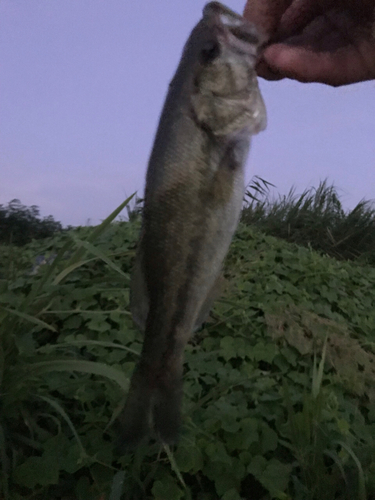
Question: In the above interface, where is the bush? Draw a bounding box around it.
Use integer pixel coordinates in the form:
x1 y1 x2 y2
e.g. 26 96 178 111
0 199 64 246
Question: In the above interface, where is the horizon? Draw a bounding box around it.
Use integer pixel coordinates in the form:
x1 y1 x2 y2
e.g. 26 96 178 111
1 1 374 226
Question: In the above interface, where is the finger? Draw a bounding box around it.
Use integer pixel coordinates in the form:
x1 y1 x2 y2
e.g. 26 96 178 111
243 0 292 40
262 42 375 86
256 59 284 80
276 0 330 38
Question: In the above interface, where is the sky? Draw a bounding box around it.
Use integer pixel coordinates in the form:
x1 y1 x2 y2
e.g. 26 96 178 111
1 0 374 227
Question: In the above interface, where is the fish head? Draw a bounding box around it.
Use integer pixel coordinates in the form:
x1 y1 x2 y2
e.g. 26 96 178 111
185 2 267 136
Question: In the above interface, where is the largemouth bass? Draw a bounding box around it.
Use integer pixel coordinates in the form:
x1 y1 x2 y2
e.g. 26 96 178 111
119 1 267 447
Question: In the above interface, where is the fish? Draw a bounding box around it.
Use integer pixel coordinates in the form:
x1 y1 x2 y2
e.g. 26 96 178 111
118 1 267 448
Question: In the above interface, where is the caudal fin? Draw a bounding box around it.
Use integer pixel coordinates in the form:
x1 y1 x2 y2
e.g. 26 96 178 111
117 367 154 449
118 367 183 449
153 376 183 445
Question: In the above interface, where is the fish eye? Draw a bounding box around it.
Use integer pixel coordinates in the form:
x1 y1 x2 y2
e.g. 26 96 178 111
200 40 220 64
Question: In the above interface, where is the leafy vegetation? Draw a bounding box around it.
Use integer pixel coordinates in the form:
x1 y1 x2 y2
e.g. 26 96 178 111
0 199 64 246
1 195 375 499
242 179 375 264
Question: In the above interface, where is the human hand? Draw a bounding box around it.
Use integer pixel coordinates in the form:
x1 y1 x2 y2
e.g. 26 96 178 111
244 0 375 86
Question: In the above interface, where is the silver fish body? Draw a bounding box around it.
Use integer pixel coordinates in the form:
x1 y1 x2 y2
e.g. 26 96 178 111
119 1 267 447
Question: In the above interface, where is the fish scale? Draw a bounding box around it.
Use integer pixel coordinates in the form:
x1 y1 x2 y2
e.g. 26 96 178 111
118 1 267 448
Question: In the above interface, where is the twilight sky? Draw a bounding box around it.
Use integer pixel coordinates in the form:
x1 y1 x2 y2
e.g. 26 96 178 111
1 0 374 226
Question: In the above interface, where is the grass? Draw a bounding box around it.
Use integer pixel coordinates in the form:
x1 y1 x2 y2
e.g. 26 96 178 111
242 178 375 264
0 191 375 499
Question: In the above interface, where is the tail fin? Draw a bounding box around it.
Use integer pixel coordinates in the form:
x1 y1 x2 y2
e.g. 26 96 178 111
153 376 183 445
117 367 154 449
117 367 183 449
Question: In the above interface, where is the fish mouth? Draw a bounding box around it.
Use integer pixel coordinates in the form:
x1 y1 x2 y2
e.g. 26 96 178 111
203 1 265 58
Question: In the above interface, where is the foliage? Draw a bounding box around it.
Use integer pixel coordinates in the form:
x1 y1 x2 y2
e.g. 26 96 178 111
242 179 375 264
123 195 144 222
1 199 375 499
0 199 64 247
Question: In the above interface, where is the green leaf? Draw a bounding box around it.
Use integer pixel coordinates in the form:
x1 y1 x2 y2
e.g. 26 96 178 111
52 256 98 285
247 455 267 477
175 444 204 474
70 235 129 281
0 305 56 332
58 339 140 356
14 331 36 355
66 193 135 268
29 359 129 391
312 335 327 398
38 396 86 455
163 444 186 489
251 342 277 363
248 457 292 497
214 469 241 496
222 488 242 500
229 418 258 450
205 442 232 465
12 456 59 488
151 477 184 500
335 440 367 500
260 423 278 453
220 337 237 360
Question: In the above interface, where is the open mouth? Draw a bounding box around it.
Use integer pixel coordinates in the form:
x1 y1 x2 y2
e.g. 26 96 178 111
203 1 263 58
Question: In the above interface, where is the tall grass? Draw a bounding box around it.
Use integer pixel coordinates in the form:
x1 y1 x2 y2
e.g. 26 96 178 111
0 195 135 499
242 179 375 263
